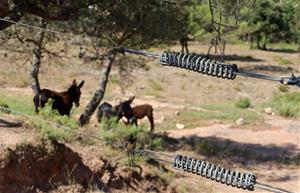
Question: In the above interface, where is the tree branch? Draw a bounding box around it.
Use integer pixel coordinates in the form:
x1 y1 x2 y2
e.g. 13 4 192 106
0 1 83 31
24 3 72 21
0 6 23 30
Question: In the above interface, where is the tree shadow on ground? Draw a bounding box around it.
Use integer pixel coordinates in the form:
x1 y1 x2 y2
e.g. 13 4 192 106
0 118 22 128
205 54 264 62
263 48 299 54
156 133 300 166
239 65 294 73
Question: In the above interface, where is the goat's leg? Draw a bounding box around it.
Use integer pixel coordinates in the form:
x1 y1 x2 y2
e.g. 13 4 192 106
40 93 49 108
147 112 154 132
116 116 122 123
134 119 138 127
97 113 102 123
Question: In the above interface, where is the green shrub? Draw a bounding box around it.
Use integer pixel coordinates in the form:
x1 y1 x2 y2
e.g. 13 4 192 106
0 101 10 114
278 85 289 92
149 137 162 150
235 98 251 109
100 118 161 151
196 139 232 158
273 56 293 65
100 117 119 131
148 79 164 91
110 74 119 84
269 92 300 117
278 105 297 117
32 100 79 141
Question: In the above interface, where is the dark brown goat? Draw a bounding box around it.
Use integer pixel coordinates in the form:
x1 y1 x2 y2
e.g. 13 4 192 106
123 103 154 132
33 79 84 116
97 96 135 123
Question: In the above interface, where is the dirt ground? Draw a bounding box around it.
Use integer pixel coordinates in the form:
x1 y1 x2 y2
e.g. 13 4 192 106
166 116 300 192
0 43 299 192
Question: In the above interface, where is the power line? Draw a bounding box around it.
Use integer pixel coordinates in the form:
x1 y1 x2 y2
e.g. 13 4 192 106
0 18 67 35
2 17 298 88
255 182 295 193
135 150 296 193
122 48 300 88
0 105 104 142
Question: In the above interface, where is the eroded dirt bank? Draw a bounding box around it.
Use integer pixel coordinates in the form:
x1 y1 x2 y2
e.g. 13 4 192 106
0 139 175 193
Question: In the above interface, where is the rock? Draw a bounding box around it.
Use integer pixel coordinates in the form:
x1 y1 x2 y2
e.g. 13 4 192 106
174 111 180 115
264 107 273 114
161 116 166 121
176 123 185 129
122 117 128 122
236 118 245 125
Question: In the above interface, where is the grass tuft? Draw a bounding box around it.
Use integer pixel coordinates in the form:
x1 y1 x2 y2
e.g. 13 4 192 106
110 74 119 85
0 101 10 114
148 79 164 92
0 93 34 115
278 84 289 92
269 92 300 117
145 79 165 97
273 56 293 65
235 98 251 109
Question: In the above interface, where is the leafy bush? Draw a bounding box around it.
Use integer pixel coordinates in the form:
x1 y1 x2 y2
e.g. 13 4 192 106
270 93 300 117
100 118 161 151
278 85 289 92
32 100 78 141
235 98 251 109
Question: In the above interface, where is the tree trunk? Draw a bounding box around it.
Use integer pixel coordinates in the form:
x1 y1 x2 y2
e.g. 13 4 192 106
30 20 46 95
0 6 23 30
249 34 254 49
262 34 267 50
79 51 117 126
256 35 261 49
